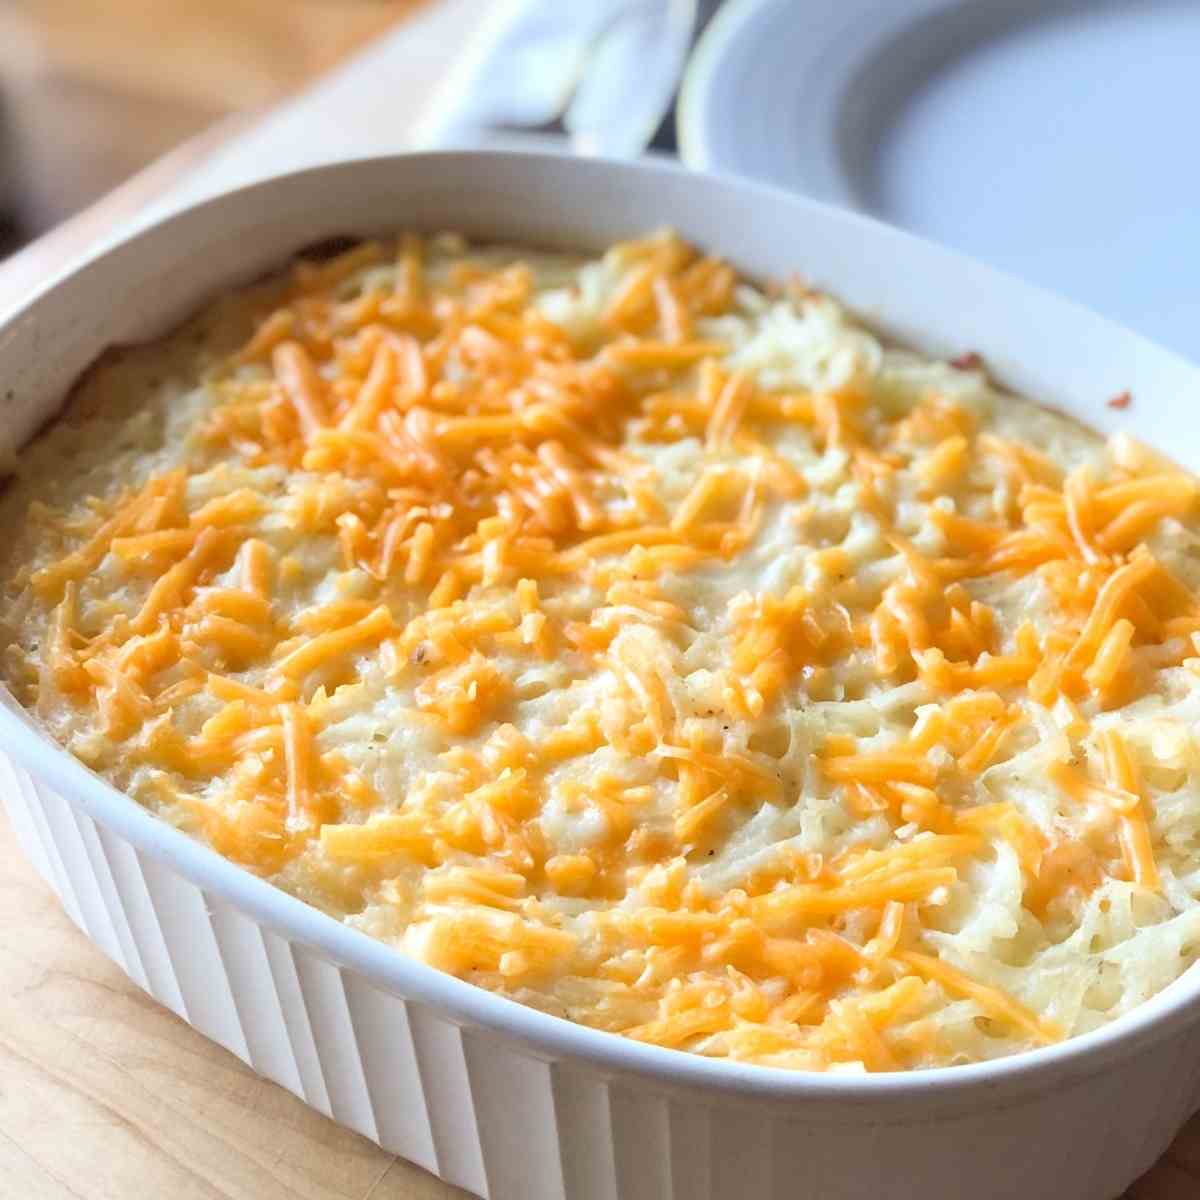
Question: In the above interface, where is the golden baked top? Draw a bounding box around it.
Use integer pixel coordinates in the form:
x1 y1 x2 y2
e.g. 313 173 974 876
4 230 1200 1072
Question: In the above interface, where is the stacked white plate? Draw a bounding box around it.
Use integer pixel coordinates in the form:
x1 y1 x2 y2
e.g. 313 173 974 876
679 0 1200 361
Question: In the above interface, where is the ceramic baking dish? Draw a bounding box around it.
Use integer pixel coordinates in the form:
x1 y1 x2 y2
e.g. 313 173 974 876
2 151 1200 1200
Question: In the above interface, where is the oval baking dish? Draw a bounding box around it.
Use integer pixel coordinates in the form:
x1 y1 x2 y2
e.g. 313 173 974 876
2 151 1200 1200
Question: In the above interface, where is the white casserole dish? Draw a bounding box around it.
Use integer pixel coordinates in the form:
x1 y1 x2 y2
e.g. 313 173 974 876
2 151 1200 1200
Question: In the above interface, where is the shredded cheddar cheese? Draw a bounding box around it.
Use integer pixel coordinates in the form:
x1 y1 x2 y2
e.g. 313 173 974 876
4 229 1200 1074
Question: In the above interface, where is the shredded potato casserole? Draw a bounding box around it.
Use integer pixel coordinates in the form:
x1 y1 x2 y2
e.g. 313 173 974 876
5 231 1200 1072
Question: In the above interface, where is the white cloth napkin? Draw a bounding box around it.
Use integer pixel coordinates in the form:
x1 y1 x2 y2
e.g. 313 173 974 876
414 0 700 157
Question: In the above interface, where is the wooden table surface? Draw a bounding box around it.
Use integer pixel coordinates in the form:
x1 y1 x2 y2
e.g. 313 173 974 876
0 0 432 236
1 5 1199 1195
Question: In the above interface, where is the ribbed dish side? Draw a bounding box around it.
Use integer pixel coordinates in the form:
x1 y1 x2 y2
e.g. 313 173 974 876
2 746 1198 1200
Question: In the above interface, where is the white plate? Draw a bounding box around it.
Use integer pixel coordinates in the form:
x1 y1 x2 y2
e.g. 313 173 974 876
678 0 1200 360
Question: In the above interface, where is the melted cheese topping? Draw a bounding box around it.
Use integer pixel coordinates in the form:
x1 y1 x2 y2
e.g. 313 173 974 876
5 231 1200 1073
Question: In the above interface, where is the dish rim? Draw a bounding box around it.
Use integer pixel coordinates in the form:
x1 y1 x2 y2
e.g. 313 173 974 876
3 147 1200 1107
